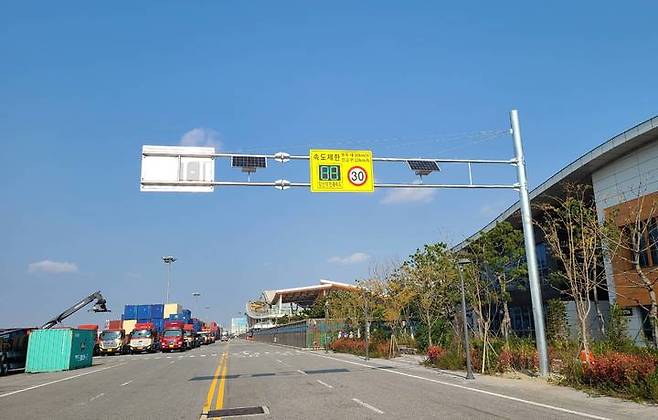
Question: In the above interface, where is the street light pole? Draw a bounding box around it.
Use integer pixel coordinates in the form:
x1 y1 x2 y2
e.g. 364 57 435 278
162 256 176 304
192 292 201 317
457 259 475 380
324 299 329 354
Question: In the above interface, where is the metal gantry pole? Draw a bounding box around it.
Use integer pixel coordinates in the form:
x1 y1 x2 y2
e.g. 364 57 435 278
510 109 549 376
458 263 475 380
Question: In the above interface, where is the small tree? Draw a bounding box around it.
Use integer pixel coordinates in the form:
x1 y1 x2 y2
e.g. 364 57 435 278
545 299 568 345
537 184 608 362
405 243 459 348
468 222 526 346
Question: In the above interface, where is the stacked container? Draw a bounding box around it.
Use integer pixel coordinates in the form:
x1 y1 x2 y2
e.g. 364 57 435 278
164 303 182 318
122 303 173 334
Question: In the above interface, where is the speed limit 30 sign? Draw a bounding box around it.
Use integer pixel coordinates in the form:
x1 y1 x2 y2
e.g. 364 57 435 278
310 149 374 193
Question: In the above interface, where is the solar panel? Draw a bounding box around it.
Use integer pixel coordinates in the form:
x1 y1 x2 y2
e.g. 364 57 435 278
407 160 440 172
231 155 267 169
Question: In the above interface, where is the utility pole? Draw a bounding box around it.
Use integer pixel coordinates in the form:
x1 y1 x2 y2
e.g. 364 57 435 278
162 256 176 304
510 109 549 376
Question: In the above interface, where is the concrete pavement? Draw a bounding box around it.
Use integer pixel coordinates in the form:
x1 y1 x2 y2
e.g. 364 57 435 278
1 339 657 419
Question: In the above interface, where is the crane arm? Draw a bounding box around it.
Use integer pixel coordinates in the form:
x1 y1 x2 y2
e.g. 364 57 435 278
40 291 110 330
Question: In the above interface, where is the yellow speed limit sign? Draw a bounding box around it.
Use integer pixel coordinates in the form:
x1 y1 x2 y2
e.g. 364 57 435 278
310 149 374 193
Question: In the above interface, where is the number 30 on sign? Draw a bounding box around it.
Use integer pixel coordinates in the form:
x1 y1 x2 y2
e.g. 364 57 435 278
310 149 374 193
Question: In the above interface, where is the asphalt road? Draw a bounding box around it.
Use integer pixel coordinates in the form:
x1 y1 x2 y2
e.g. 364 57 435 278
1 339 656 419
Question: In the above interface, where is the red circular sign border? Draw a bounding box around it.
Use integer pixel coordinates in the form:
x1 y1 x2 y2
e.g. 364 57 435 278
347 165 368 187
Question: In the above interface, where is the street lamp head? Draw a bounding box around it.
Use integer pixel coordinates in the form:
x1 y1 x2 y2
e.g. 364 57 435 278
457 258 471 266
162 256 176 264
192 292 201 297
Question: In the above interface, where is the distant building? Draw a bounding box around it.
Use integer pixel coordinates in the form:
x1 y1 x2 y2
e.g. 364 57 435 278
245 279 357 329
230 317 248 335
457 115 658 344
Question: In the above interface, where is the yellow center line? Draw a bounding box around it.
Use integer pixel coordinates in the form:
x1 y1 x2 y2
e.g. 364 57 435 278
215 346 230 410
203 351 227 413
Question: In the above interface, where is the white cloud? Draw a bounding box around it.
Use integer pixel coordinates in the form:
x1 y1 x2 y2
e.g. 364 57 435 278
328 252 371 265
28 260 78 274
179 128 222 148
380 185 435 205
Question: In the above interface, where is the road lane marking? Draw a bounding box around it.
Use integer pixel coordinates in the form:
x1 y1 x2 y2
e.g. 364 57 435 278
201 354 207 357
0 362 127 398
120 380 134 387
310 353 610 420
215 350 229 410
352 398 384 414
316 379 333 389
89 393 105 402
203 353 227 413
296 369 307 375
170 361 175 364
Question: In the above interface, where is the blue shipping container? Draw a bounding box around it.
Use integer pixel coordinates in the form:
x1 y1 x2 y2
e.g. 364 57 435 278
124 305 137 320
137 305 150 319
152 319 164 333
137 318 149 324
169 313 190 322
150 304 164 319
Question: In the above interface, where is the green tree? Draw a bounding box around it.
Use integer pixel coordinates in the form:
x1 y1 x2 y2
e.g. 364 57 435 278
469 221 526 346
404 243 459 348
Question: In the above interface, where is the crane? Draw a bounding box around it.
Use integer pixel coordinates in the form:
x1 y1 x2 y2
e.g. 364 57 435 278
40 291 111 330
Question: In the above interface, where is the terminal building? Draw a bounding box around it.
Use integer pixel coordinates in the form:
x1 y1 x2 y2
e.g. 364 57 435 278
457 115 658 343
244 279 357 329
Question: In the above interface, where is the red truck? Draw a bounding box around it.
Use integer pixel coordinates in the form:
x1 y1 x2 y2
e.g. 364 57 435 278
129 322 160 353
161 321 186 352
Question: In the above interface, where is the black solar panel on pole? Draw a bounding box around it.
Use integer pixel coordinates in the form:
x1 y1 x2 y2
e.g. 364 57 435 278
231 155 267 169
407 160 440 176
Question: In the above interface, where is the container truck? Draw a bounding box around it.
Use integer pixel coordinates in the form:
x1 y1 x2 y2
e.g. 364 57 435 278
0 328 33 375
129 322 160 353
161 321 186 352
98 329 129 355
183 324 200 349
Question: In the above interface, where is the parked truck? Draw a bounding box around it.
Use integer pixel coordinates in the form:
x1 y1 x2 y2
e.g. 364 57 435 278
98 329 129 355
129 322 160 353
161 321 186 352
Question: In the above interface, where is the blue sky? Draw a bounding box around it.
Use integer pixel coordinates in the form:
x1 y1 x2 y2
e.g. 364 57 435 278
2 2 657 328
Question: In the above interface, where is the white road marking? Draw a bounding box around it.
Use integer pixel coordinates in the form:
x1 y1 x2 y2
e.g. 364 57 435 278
275 359 283 363
89 393 105 402
120 380 134 387
154 357 161 360
352 398 384 414
189 355 195 358
201 354 207 357
311 353 610 420
0 363 127 399
166 356 172 359
170 361 175 364
296 369 307 375
316 379 333 389
211 353 217 356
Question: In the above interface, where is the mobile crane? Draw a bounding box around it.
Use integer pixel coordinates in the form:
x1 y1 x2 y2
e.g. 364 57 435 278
0 291 110 375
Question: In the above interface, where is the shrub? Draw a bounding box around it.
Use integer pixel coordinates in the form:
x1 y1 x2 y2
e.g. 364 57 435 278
329 338 392 358
330 338 366 356
426 345 446 363
583 352 657 387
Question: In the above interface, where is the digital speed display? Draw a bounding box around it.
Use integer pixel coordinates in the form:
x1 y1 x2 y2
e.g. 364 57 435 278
319 165 341 181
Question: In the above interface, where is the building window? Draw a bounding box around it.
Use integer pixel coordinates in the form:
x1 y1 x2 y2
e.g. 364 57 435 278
649 218 658 266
